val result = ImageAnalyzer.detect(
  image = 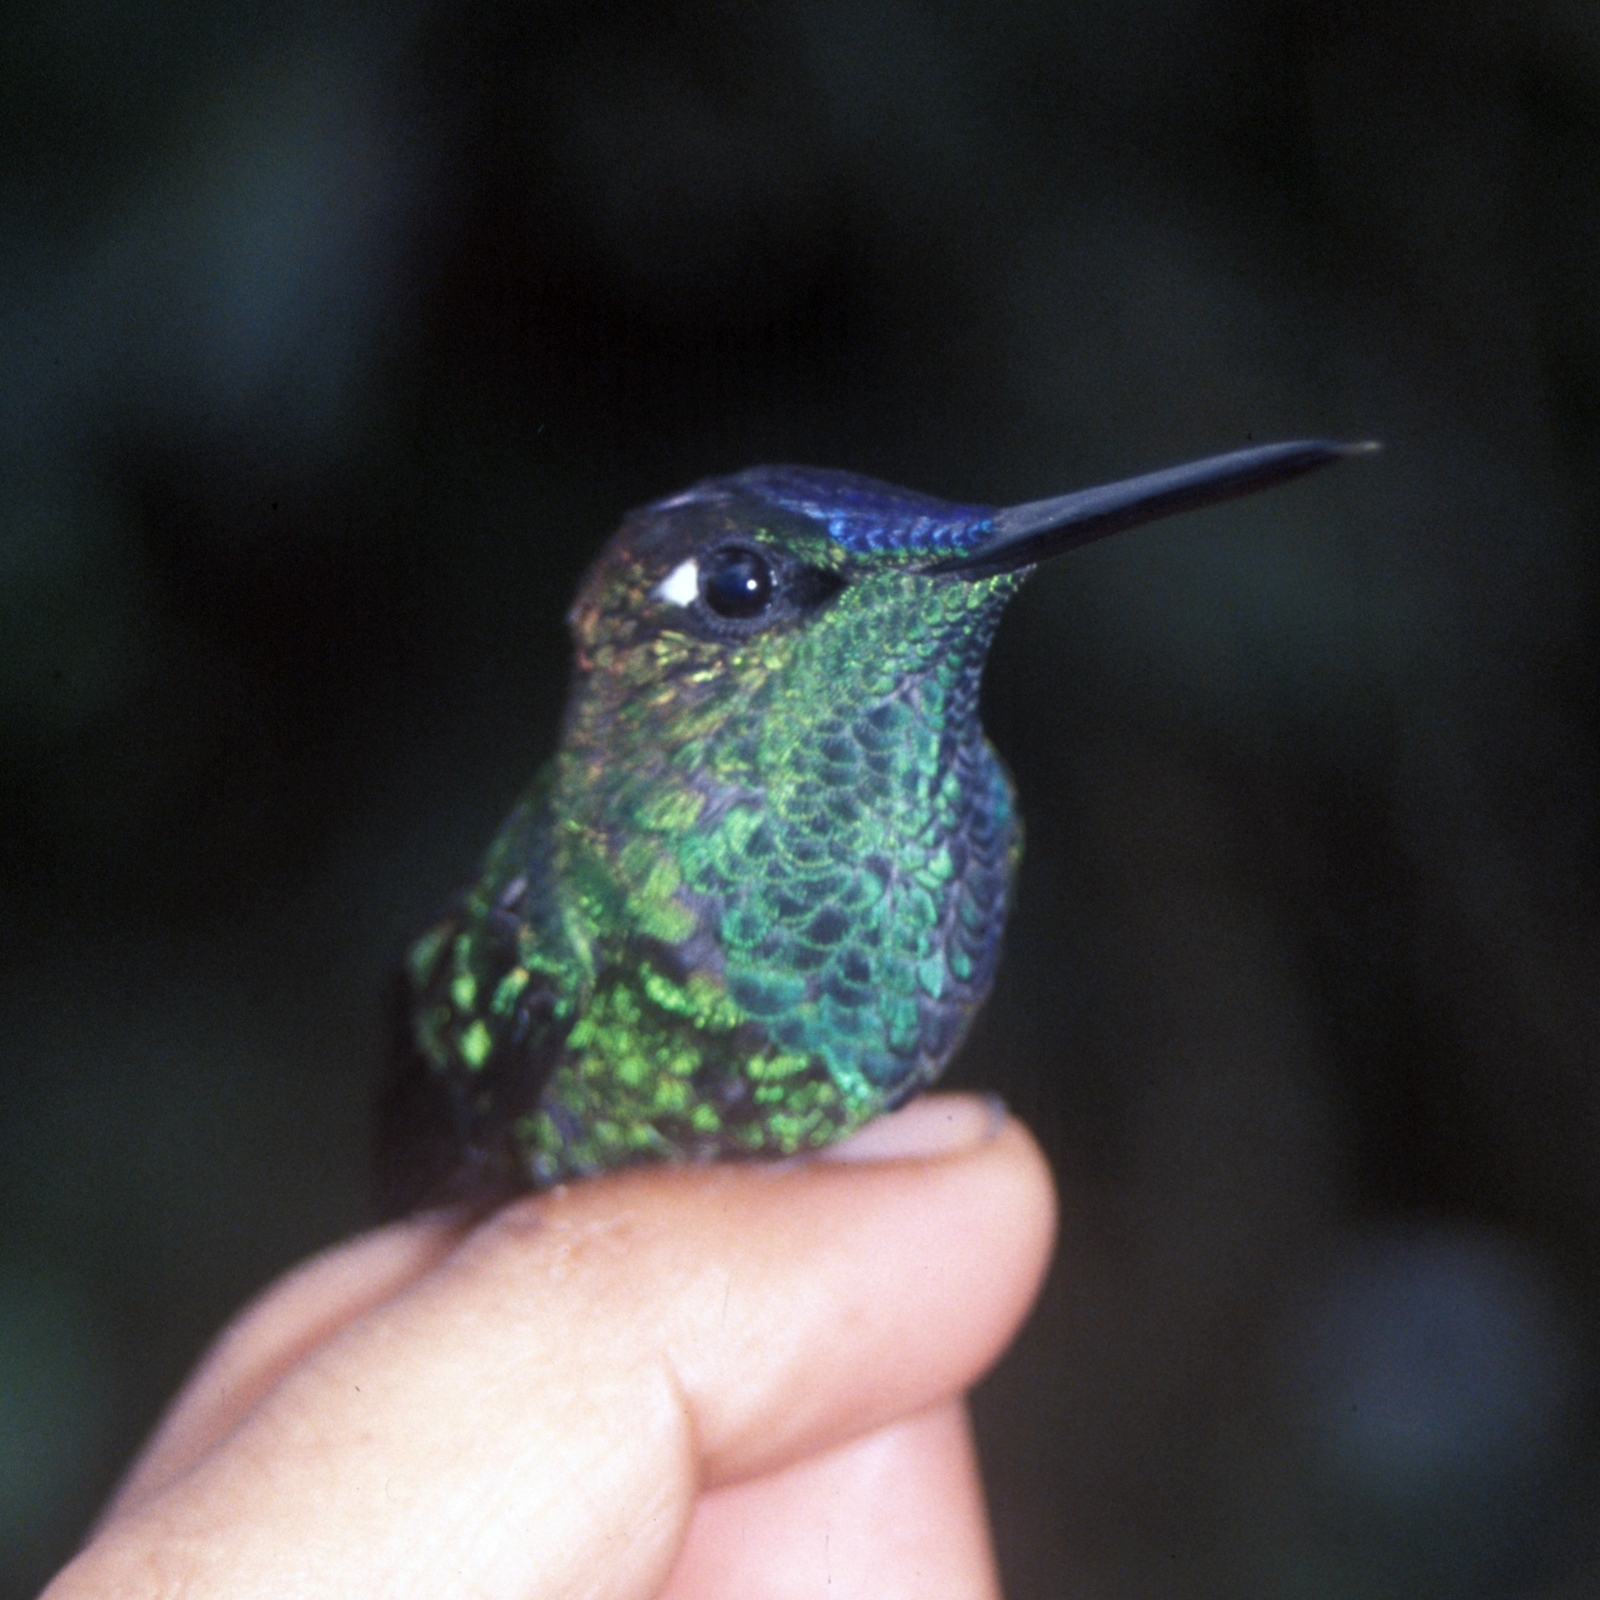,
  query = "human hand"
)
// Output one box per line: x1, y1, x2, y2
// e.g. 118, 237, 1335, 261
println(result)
44, 1093, 1056, 1600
